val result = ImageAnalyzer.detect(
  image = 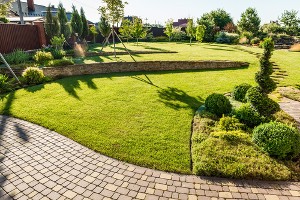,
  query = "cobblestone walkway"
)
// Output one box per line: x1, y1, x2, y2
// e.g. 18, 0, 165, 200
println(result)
1, 116, 300, 200
279, 97, 300, 128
